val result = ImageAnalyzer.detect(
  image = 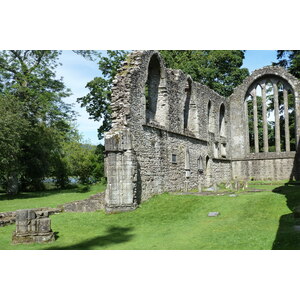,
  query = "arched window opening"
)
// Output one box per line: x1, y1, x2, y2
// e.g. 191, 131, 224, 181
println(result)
288, 89, 296, 151
266, 81, 276, 152
278, 82, 285, 151
183, 78, 192, 130
206, 156, 209, 171
208, 100, 214, 133
205, 155, 211, 187
145, 54, 166, 125
219, 103, 226, 137
245, 77, 295, 154
256, 84, 264, 152
245, 94, 253, 152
